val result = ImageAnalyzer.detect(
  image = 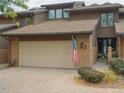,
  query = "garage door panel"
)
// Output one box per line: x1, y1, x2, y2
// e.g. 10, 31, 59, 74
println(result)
19, 41, 74, 68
